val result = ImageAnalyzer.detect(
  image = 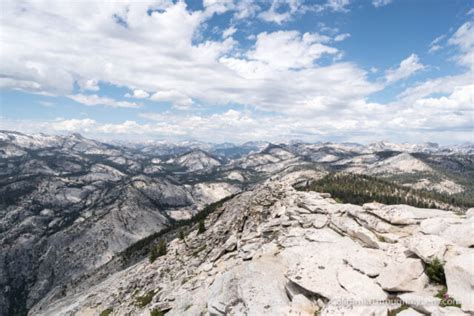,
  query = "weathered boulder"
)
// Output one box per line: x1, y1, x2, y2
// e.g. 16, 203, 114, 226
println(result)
208, 255, 291, 315
343, 247, 387, 277
223, 235, 237, 252
207, 270, 244, 315
439, 217, 474, 248
419, 217, 462, 235
398, 292, 440, 314
312, 213, 329, 229
405, 233, 449, 263
377, 258, 428, 292
444, 251, 474, 313
337, 265, 387, 300
331, 215, 380, 248
167, 290, 208, 316
283, 238, 353, 299
346, 206, 406, 234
